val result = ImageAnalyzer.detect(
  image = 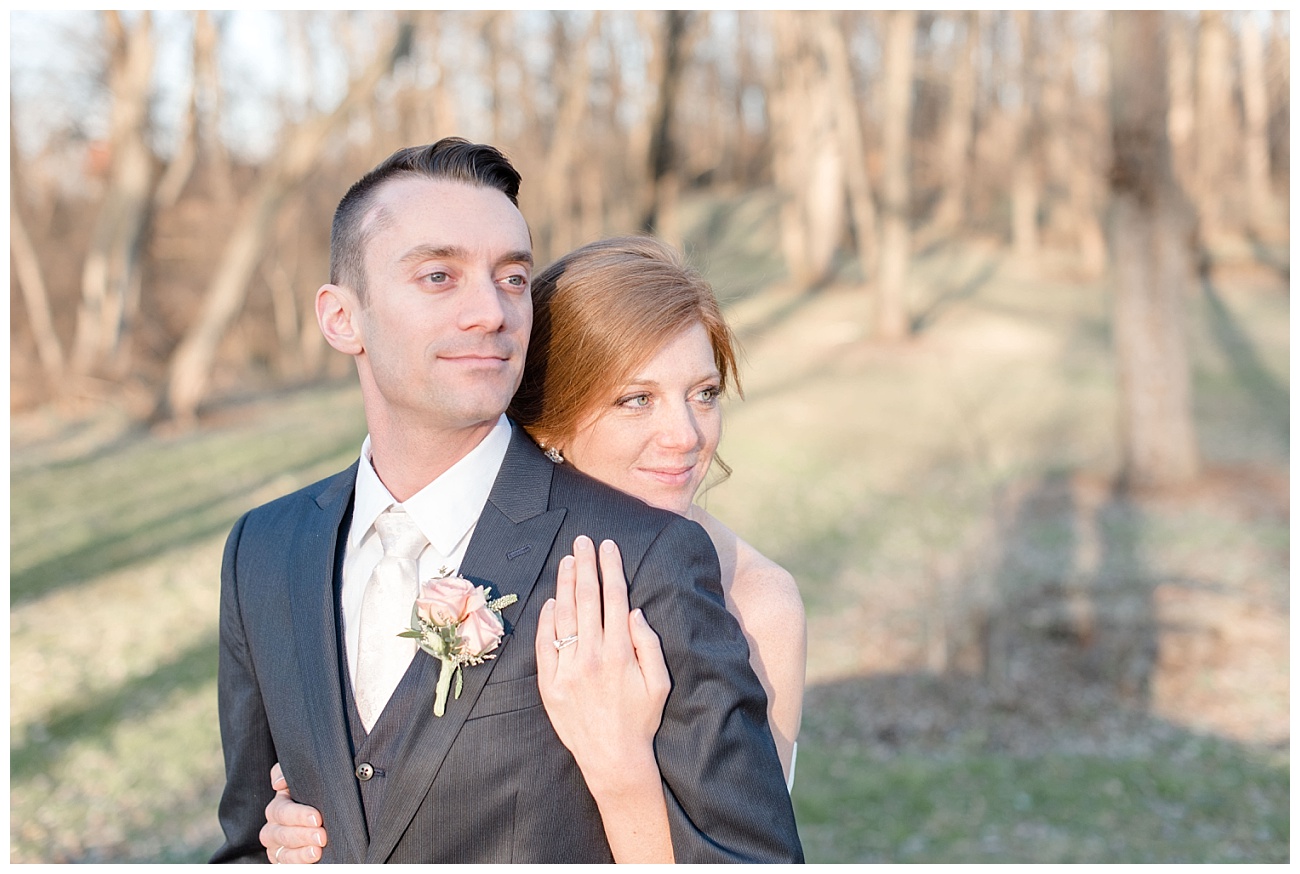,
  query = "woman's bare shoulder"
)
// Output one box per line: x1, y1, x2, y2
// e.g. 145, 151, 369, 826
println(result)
689, 506, 804, 619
